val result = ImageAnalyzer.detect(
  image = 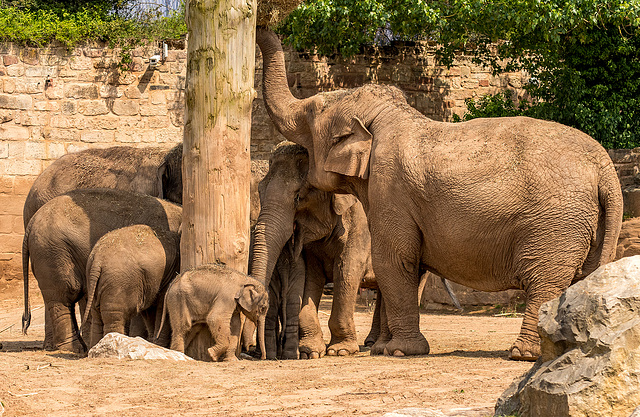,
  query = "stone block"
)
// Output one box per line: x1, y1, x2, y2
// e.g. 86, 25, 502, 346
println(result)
6, 65, 25, 77
155, 127, 182, 143
46, 142, 66, 160
111, 99, 139, 116
616, 218, 640, 259
0, 215, 22, 234
0, 141, 8, 159
24, 141, 46, 159
45, 82, 64, 99
114, 130, 144, 143
0, 175, 13, 193
42, 128, 79, 142
623, 187, 640, 217
3, 55, 18, 66
0, 159, 41, 176
2, 78, 15, 94
64, 83, 99, 99
61, 100, 77, 115
77, 100, 109, 116
0, 125, 30, 140
0, 94, 32, 110
0, 194, 28, 216
13, 175, 35, 195
145, 116, 170, 129
81, 130, 115, 143
13, 79, 44, 94
0, 254, 22, 281
124, 85, 142, 99
100, 85, 121, 98
140, 103, 168, 116
150, 90, 166, 105
69, 55, 93, 70
34, 101, 59, 112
